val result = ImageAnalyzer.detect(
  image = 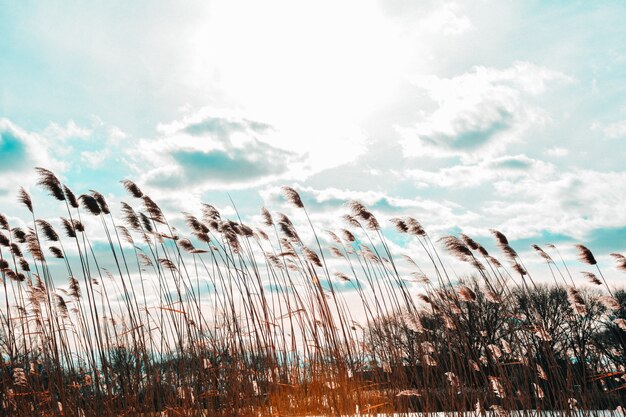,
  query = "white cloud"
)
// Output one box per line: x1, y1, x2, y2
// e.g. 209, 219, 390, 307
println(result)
131, 110, 302, 192
419, 2, 473, 35
0, 120, 69, 224
403, 154, 555, 188
260, 184, 479, 236
40, 119, 129, 165
545, 147, 569, 157
600, 120, 626, 139
397, 62, 573, 161
0, 118, 62, 178
107, 126, 128, 144
81, 150, 110, 167
485, 169, 626, 240
43, 120, 92, 141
